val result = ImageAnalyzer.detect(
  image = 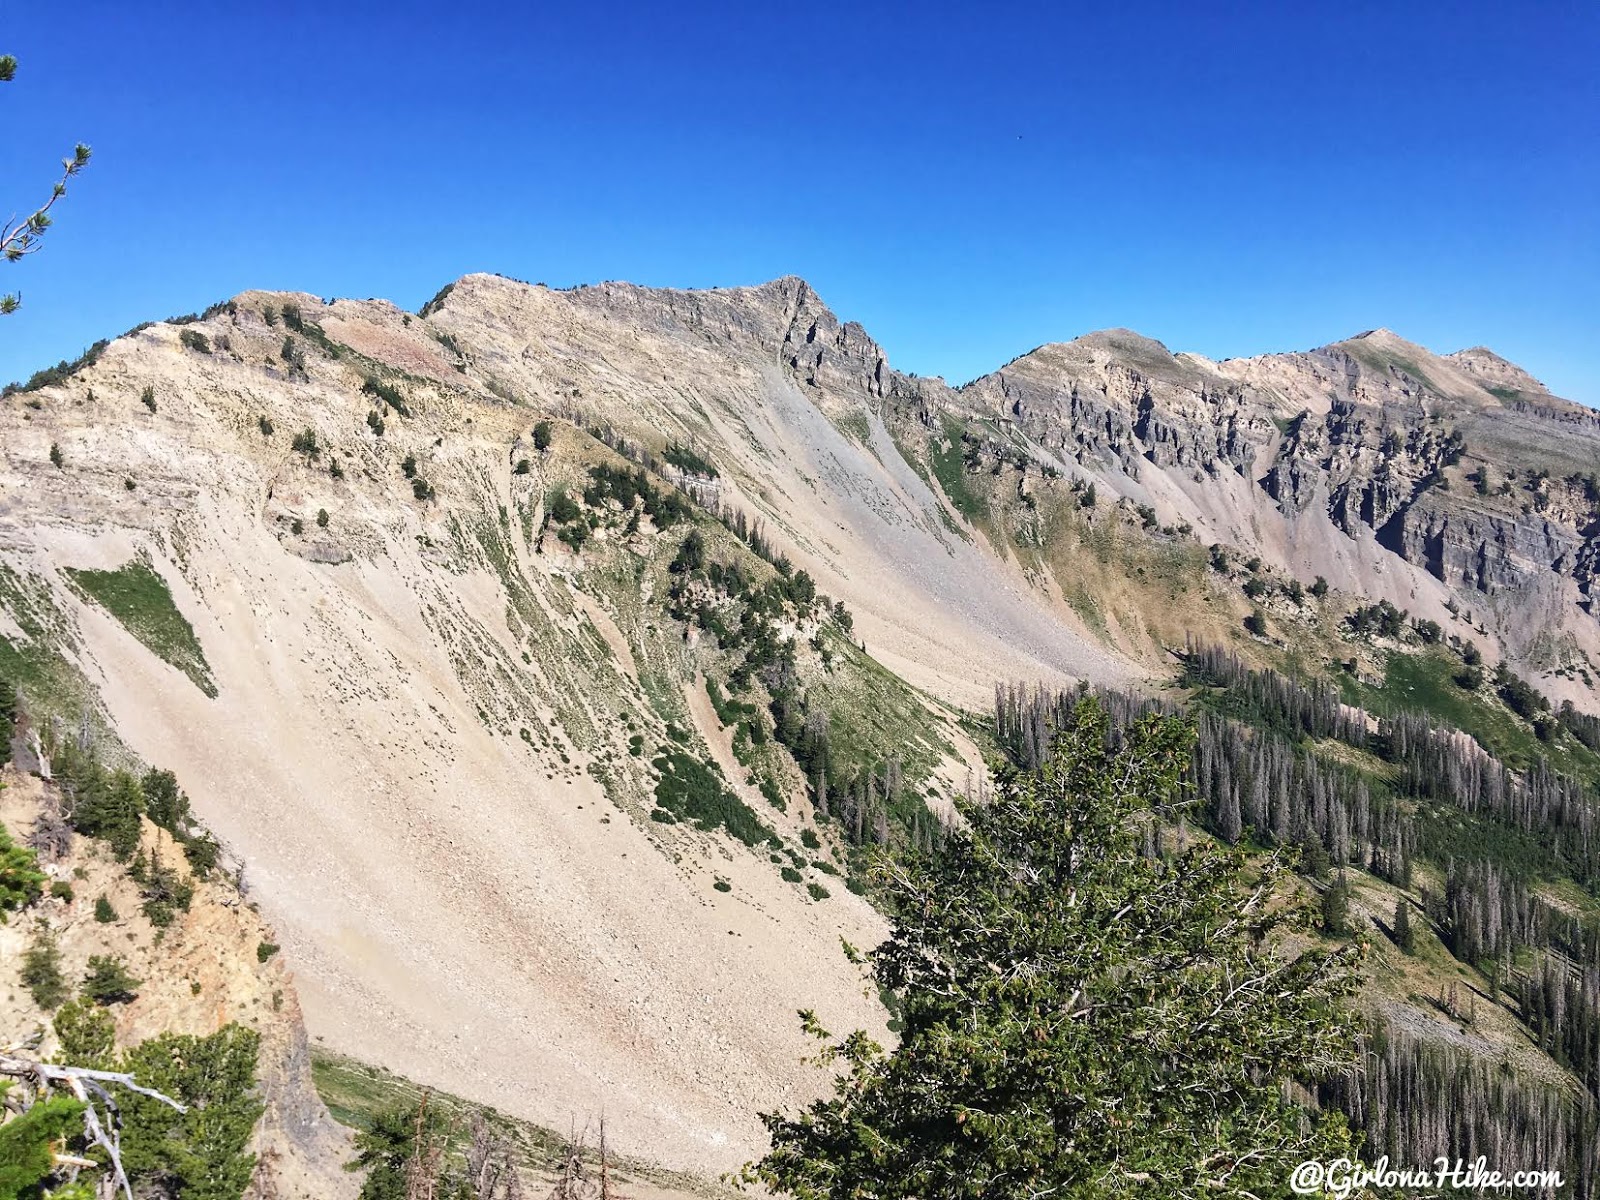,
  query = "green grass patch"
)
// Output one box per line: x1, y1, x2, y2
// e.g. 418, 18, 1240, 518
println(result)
65, 561, 216, 697
834, 410, 873, 448
929, 418, 986, 524
808, 629, 951, 789
1343, 650, 1600, 783
310, 1051, 724, 1197
0, 565, 104, 727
